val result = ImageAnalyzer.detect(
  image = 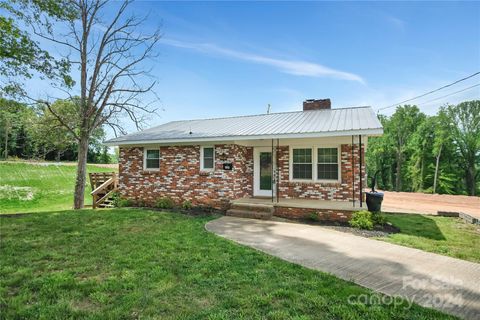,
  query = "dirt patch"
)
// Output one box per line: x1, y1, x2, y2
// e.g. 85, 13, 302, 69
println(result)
380, 191, 480, 218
